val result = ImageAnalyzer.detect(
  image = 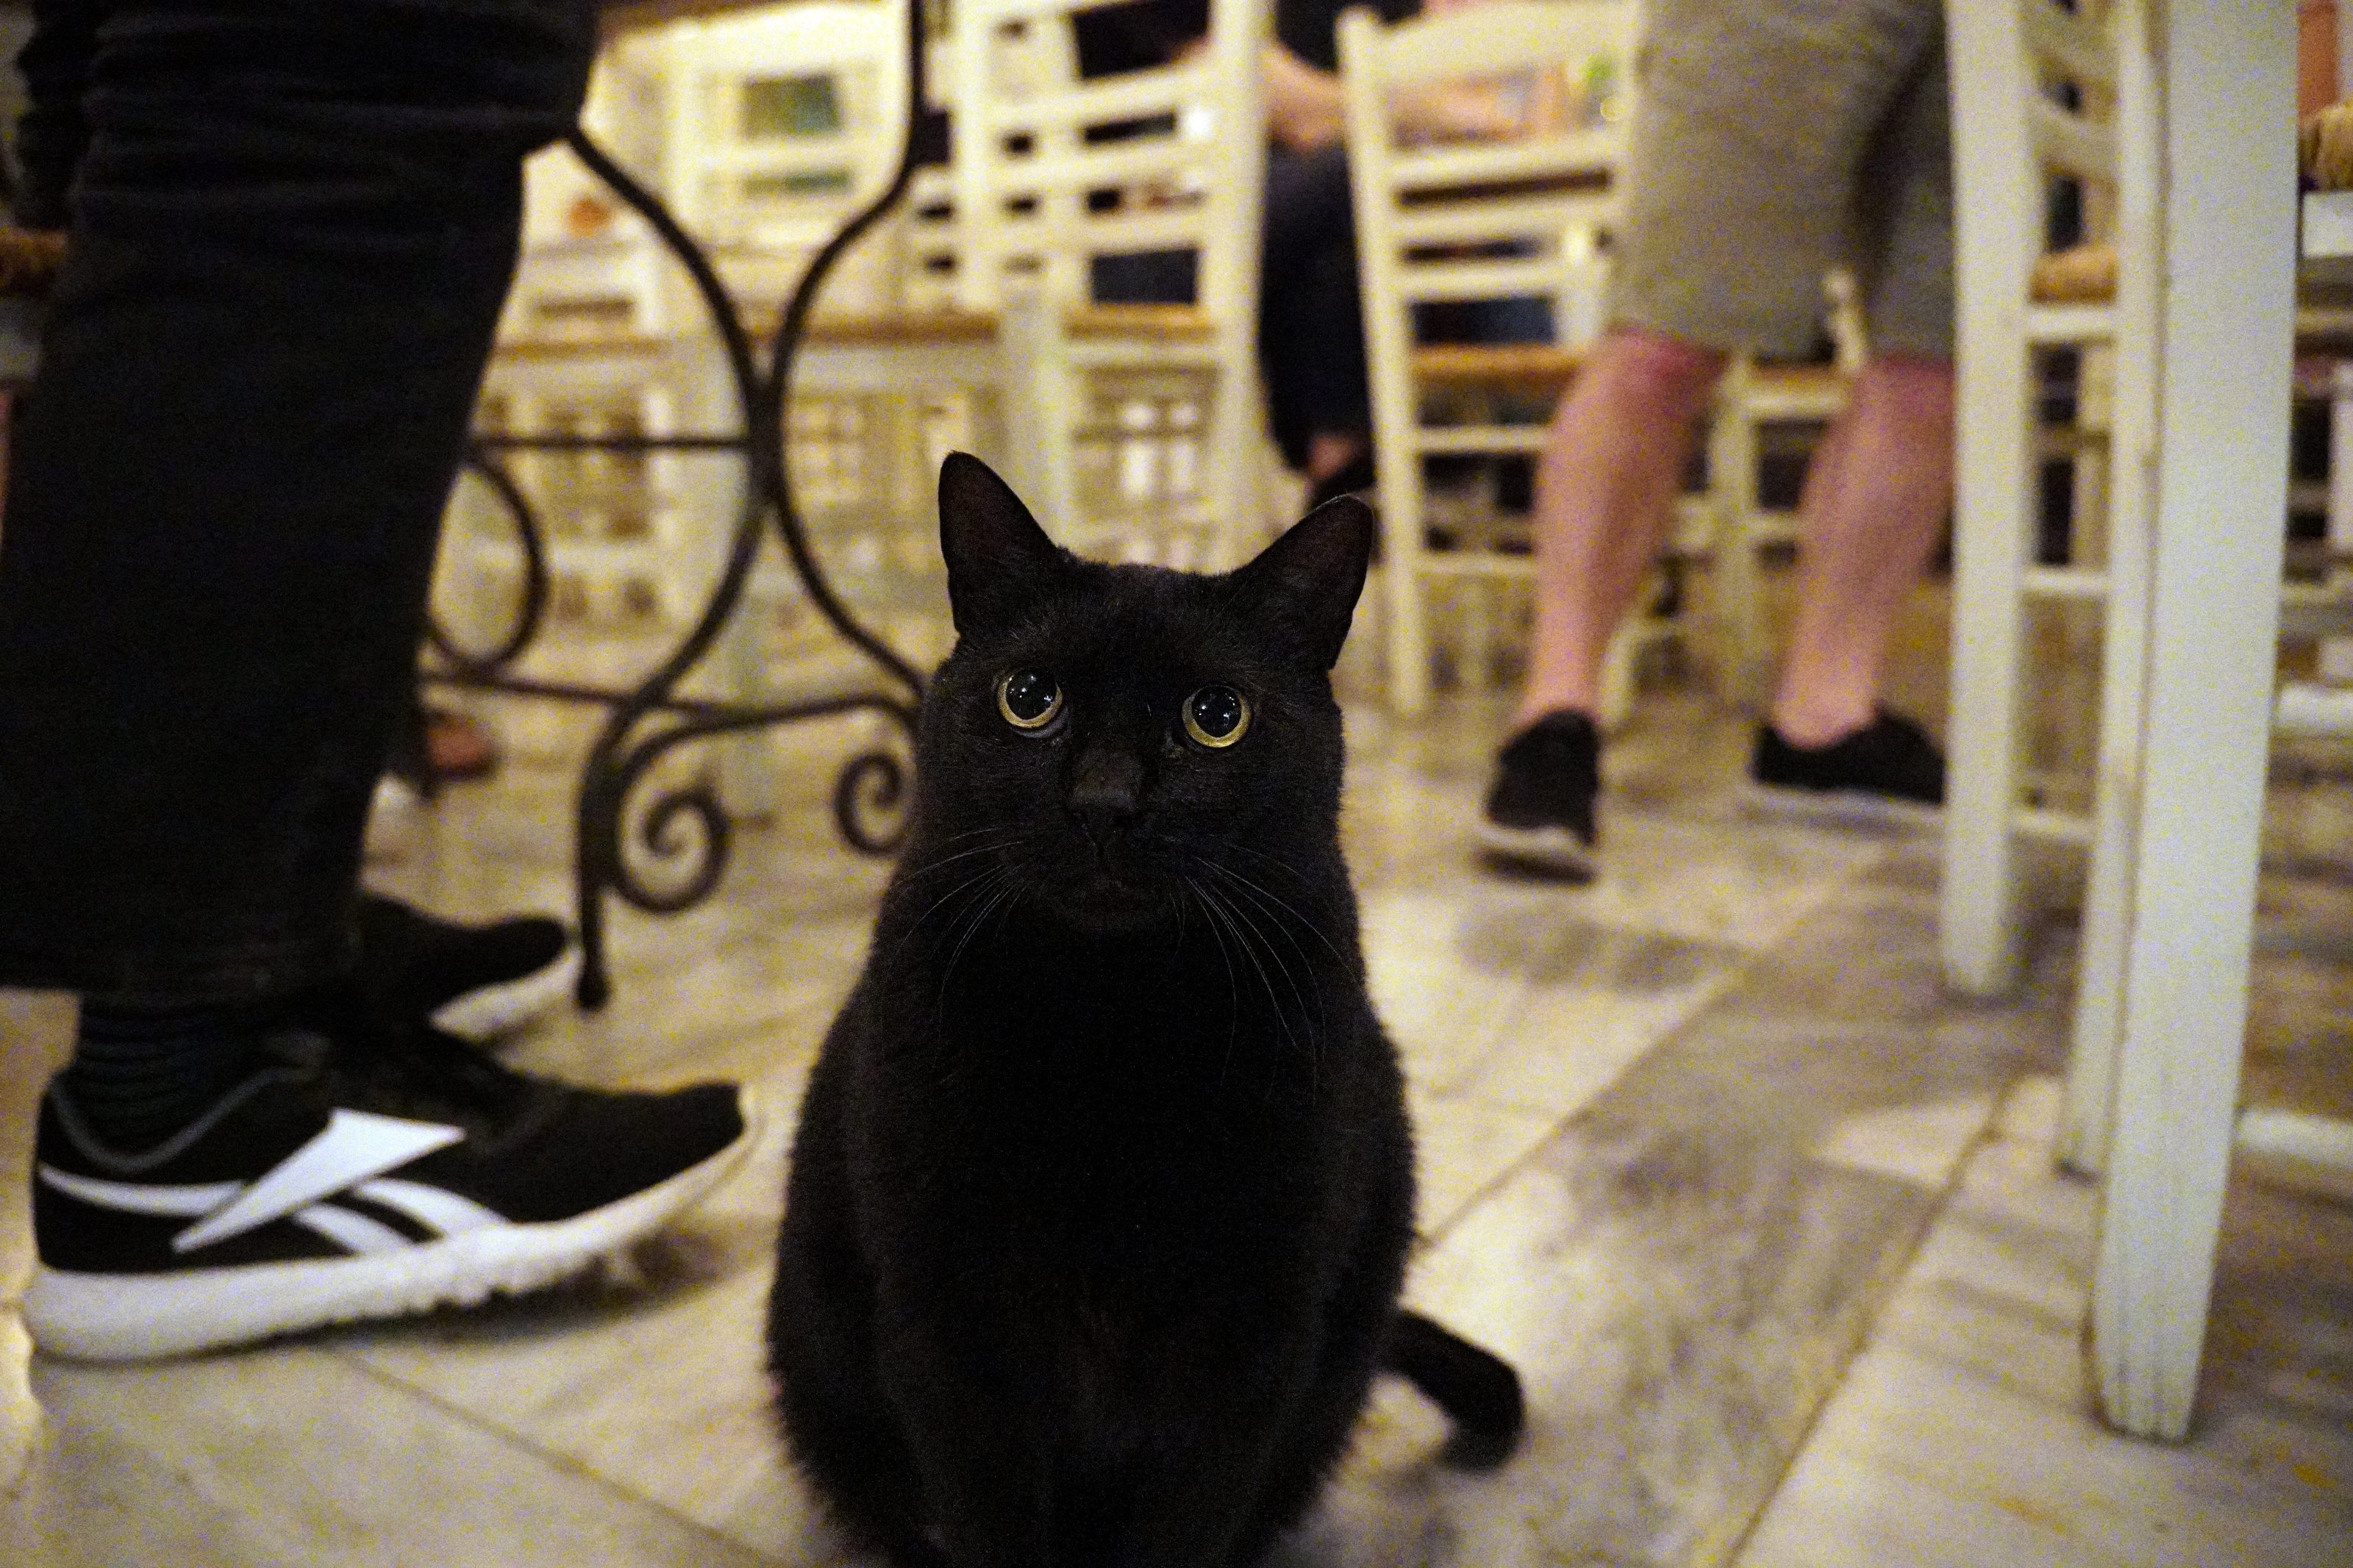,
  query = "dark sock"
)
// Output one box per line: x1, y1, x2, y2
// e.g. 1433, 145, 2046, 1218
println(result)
63, 998, 286, 1151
